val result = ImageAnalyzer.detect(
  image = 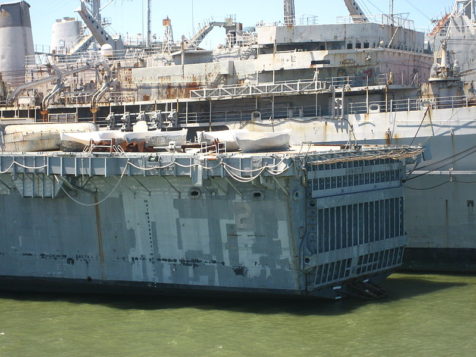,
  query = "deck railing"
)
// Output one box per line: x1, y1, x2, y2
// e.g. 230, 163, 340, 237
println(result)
178, 104, 322, 125
348, 96, 471, 115
190, 80, 328, 99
